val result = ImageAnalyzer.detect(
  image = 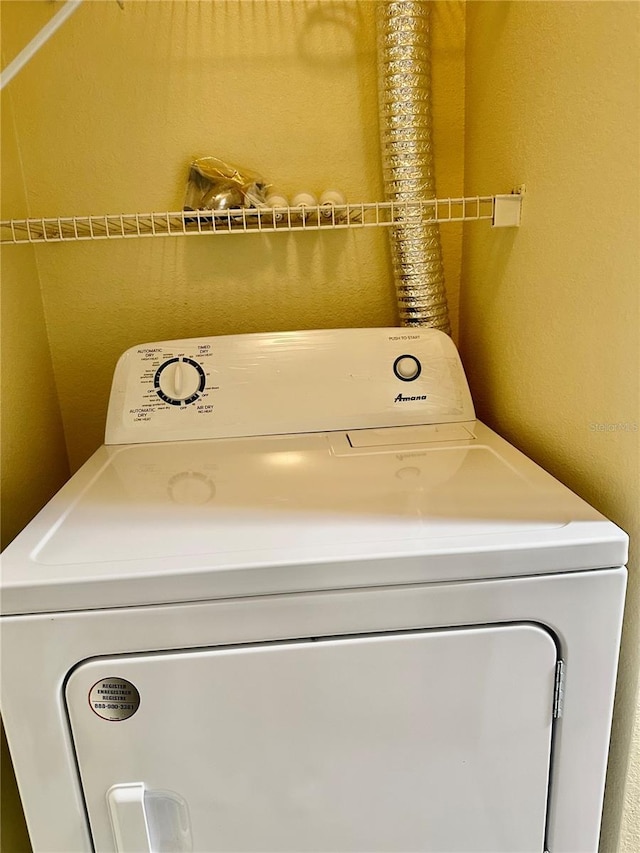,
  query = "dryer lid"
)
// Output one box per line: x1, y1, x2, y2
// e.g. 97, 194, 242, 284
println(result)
0, 421, 628, 615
